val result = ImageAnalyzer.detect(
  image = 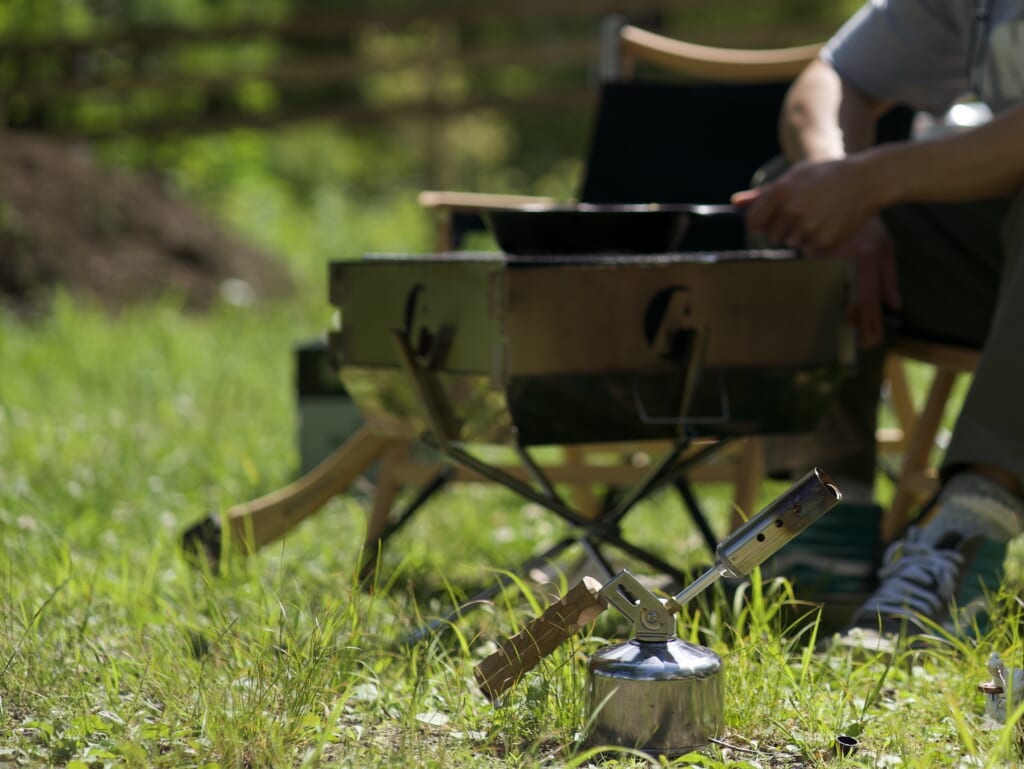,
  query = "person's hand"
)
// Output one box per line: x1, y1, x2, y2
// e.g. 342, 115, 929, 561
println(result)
814, 215, 901, 349
732, 156, 880, 251
731, 156, 898, 347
